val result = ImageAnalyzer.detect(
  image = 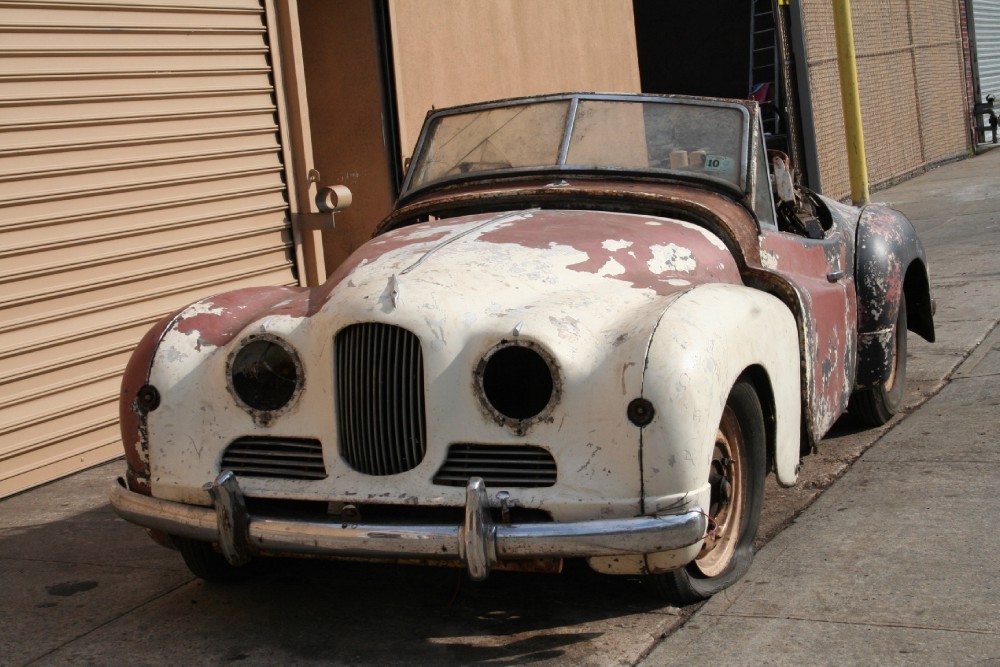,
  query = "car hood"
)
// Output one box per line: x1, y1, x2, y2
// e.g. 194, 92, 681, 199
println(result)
324, 208, 742, 326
